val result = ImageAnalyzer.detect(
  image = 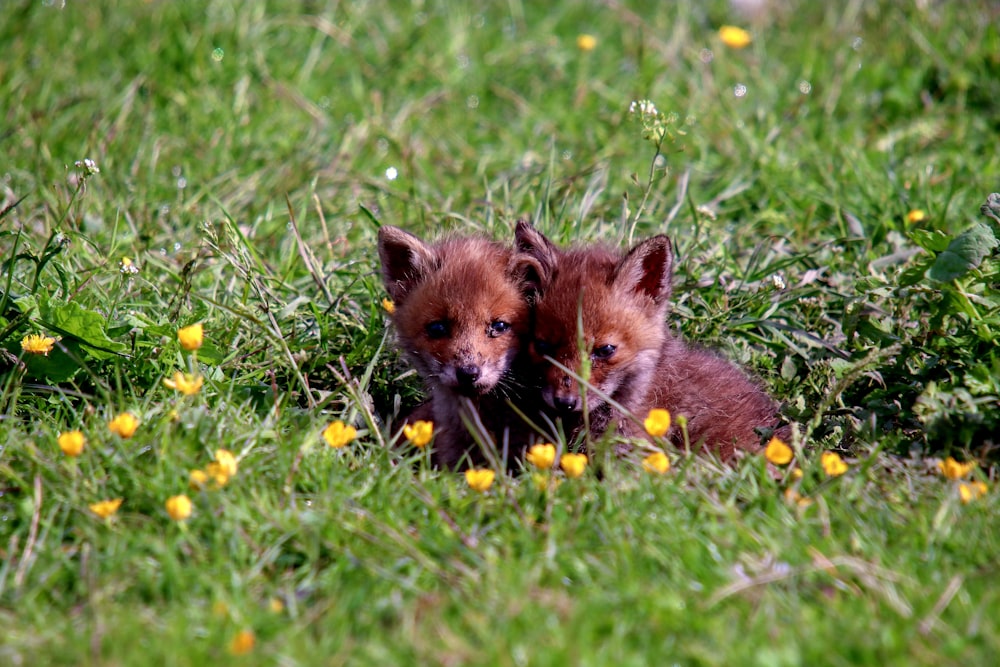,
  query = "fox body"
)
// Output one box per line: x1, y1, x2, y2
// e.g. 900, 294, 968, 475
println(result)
378, 225, 534, 467
515, 221, 785, 459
